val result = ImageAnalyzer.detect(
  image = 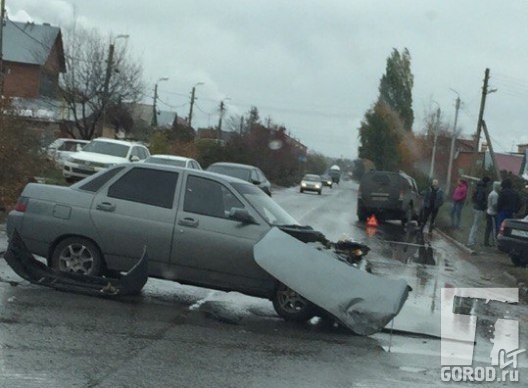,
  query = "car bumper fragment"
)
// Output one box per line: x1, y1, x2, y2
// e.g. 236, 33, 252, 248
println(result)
4, 230, 148, 297
254, 227, 411, 335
